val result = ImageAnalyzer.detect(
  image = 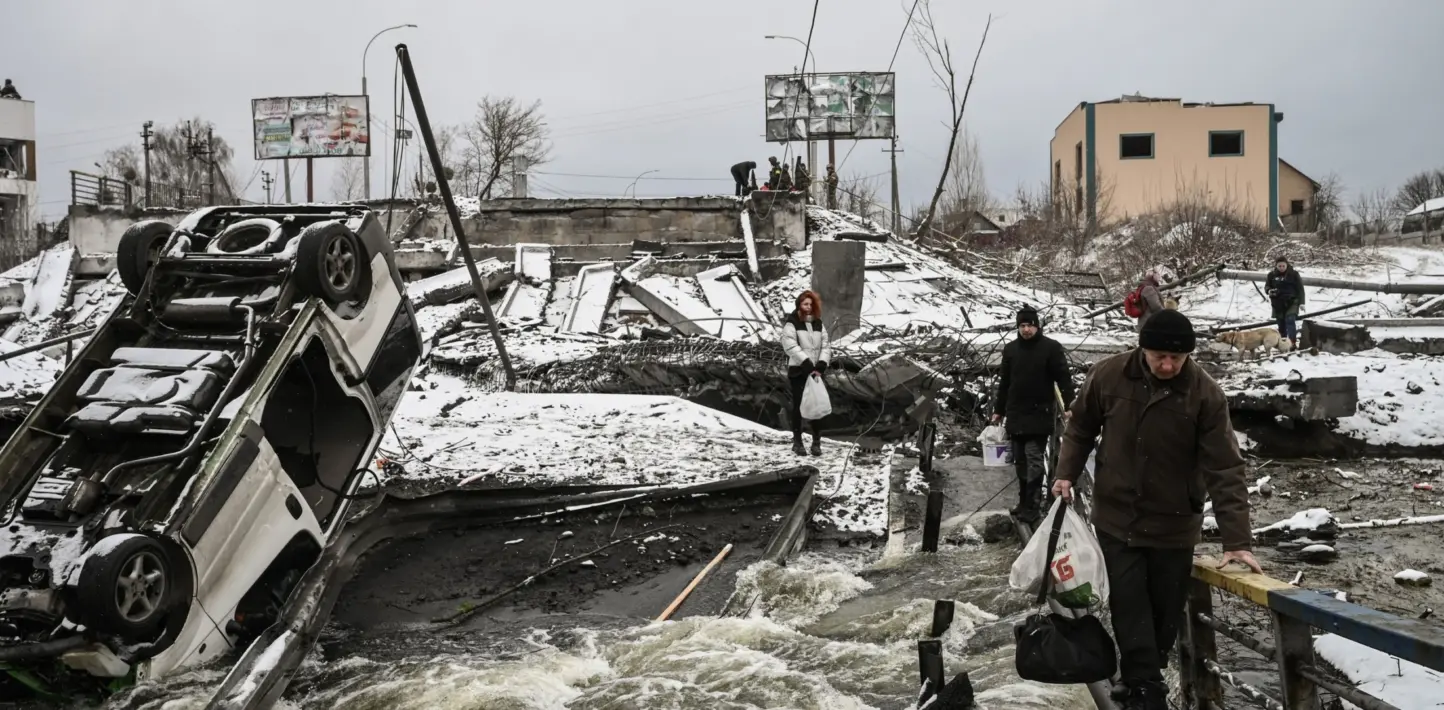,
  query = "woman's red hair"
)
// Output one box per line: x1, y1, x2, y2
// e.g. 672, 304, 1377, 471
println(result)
795, 290, 822, 316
